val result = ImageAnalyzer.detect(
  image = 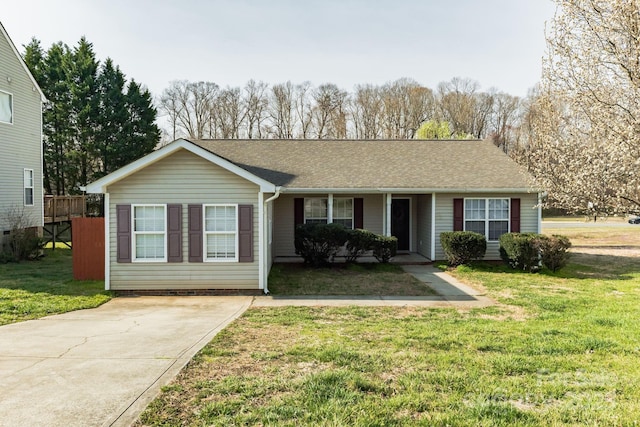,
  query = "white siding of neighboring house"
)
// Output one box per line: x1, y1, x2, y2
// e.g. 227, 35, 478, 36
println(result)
434, 192, 539, 261
0, 28, 43, 237
107, 149, 260, 290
